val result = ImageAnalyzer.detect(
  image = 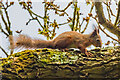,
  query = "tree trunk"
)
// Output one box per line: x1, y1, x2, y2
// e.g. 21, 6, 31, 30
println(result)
1, 46, 120, 79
